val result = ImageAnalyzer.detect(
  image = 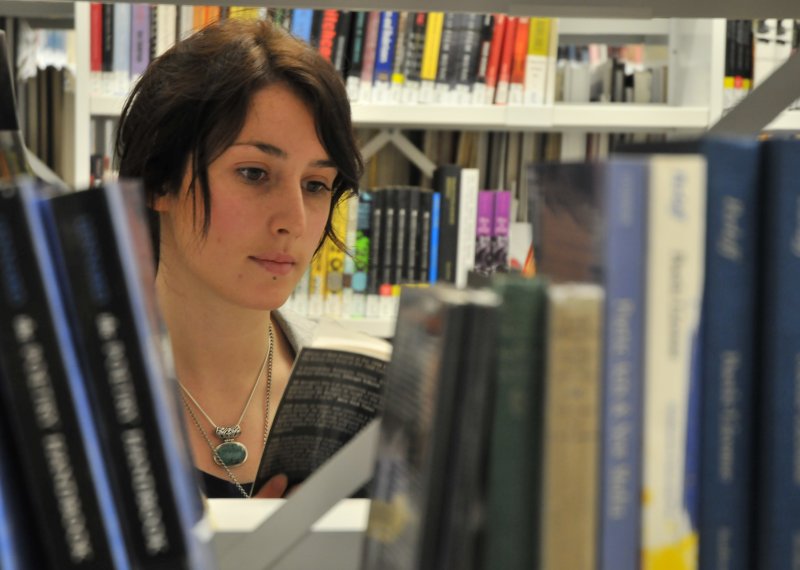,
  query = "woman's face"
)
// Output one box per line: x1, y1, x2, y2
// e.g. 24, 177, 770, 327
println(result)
155, 83, 337, 310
